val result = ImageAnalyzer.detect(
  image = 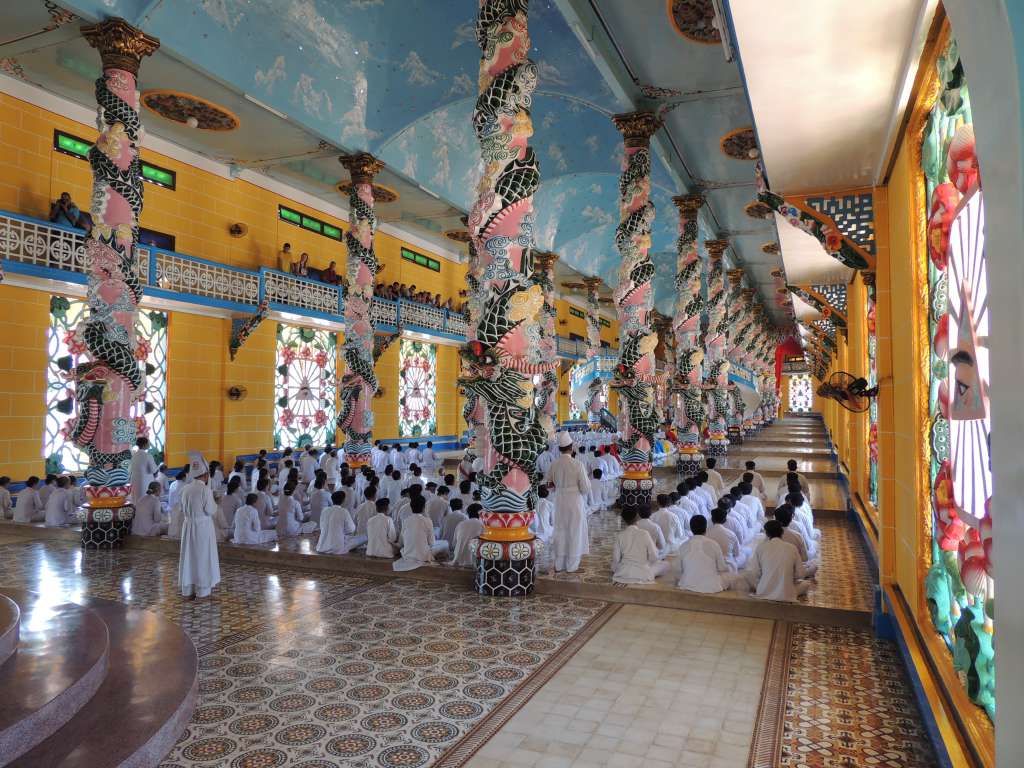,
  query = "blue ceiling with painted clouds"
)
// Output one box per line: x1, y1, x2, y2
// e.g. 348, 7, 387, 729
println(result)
59, 0, 776, 317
